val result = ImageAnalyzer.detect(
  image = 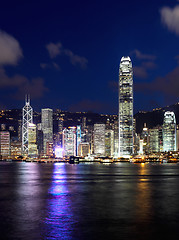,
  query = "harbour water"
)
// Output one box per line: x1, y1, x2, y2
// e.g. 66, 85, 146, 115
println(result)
1, 162, 179, 240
